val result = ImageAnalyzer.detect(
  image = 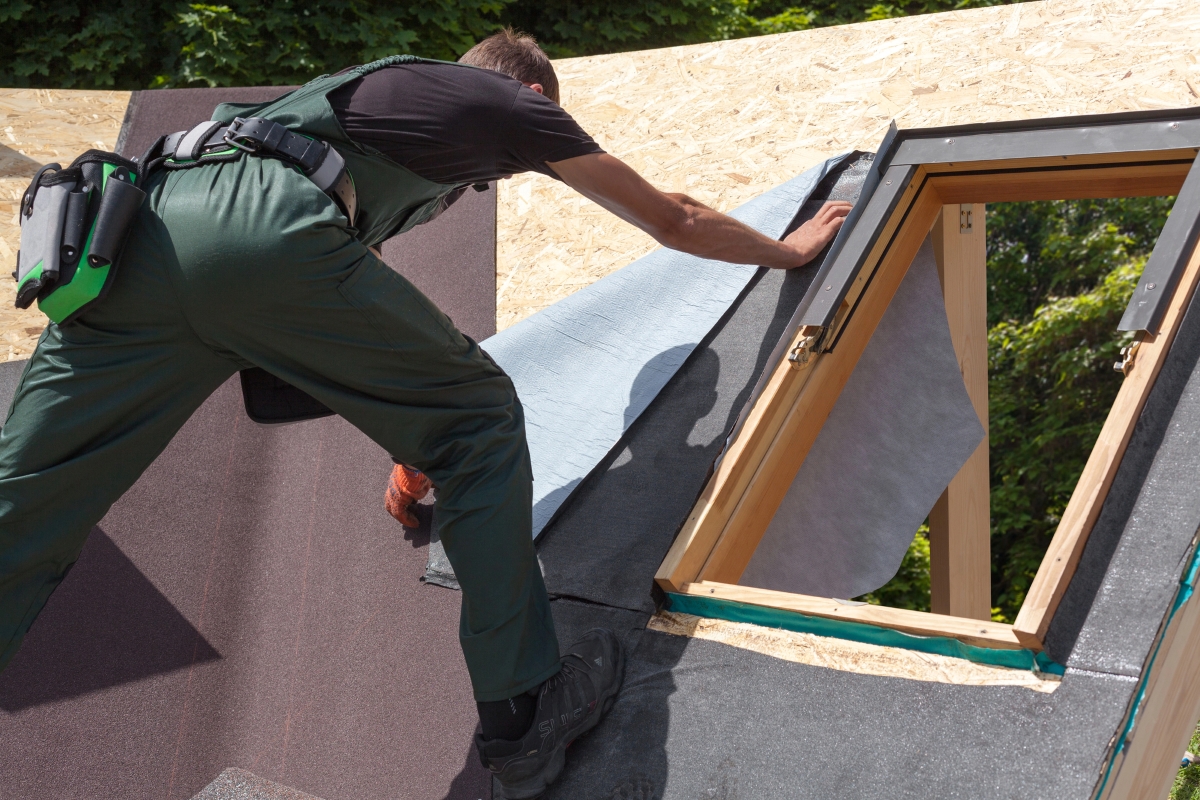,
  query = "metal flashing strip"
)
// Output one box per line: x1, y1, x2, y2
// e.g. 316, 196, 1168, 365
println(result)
665, 591, 1065, 676
886, 105, 1200, 148
891, 118, 1200, 166
1120, 157, 1200, 333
